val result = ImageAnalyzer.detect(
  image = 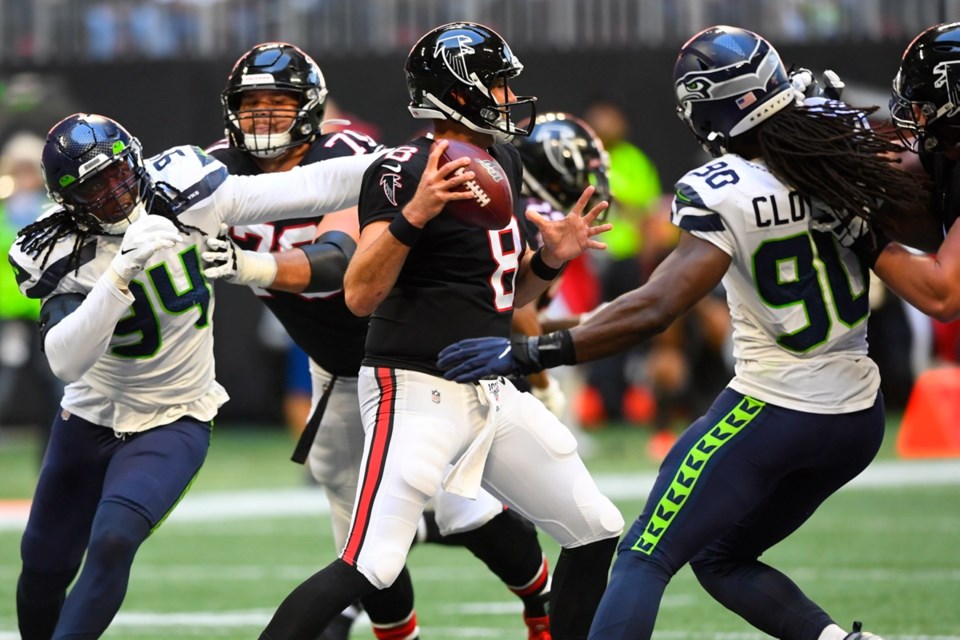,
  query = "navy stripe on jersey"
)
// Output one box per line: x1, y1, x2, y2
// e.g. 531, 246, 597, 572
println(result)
675, 210, 725, 233
24, 240, 98, 299
168, 165, 229, 214
675, 181, 709, 209
342, 367, 395, 566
